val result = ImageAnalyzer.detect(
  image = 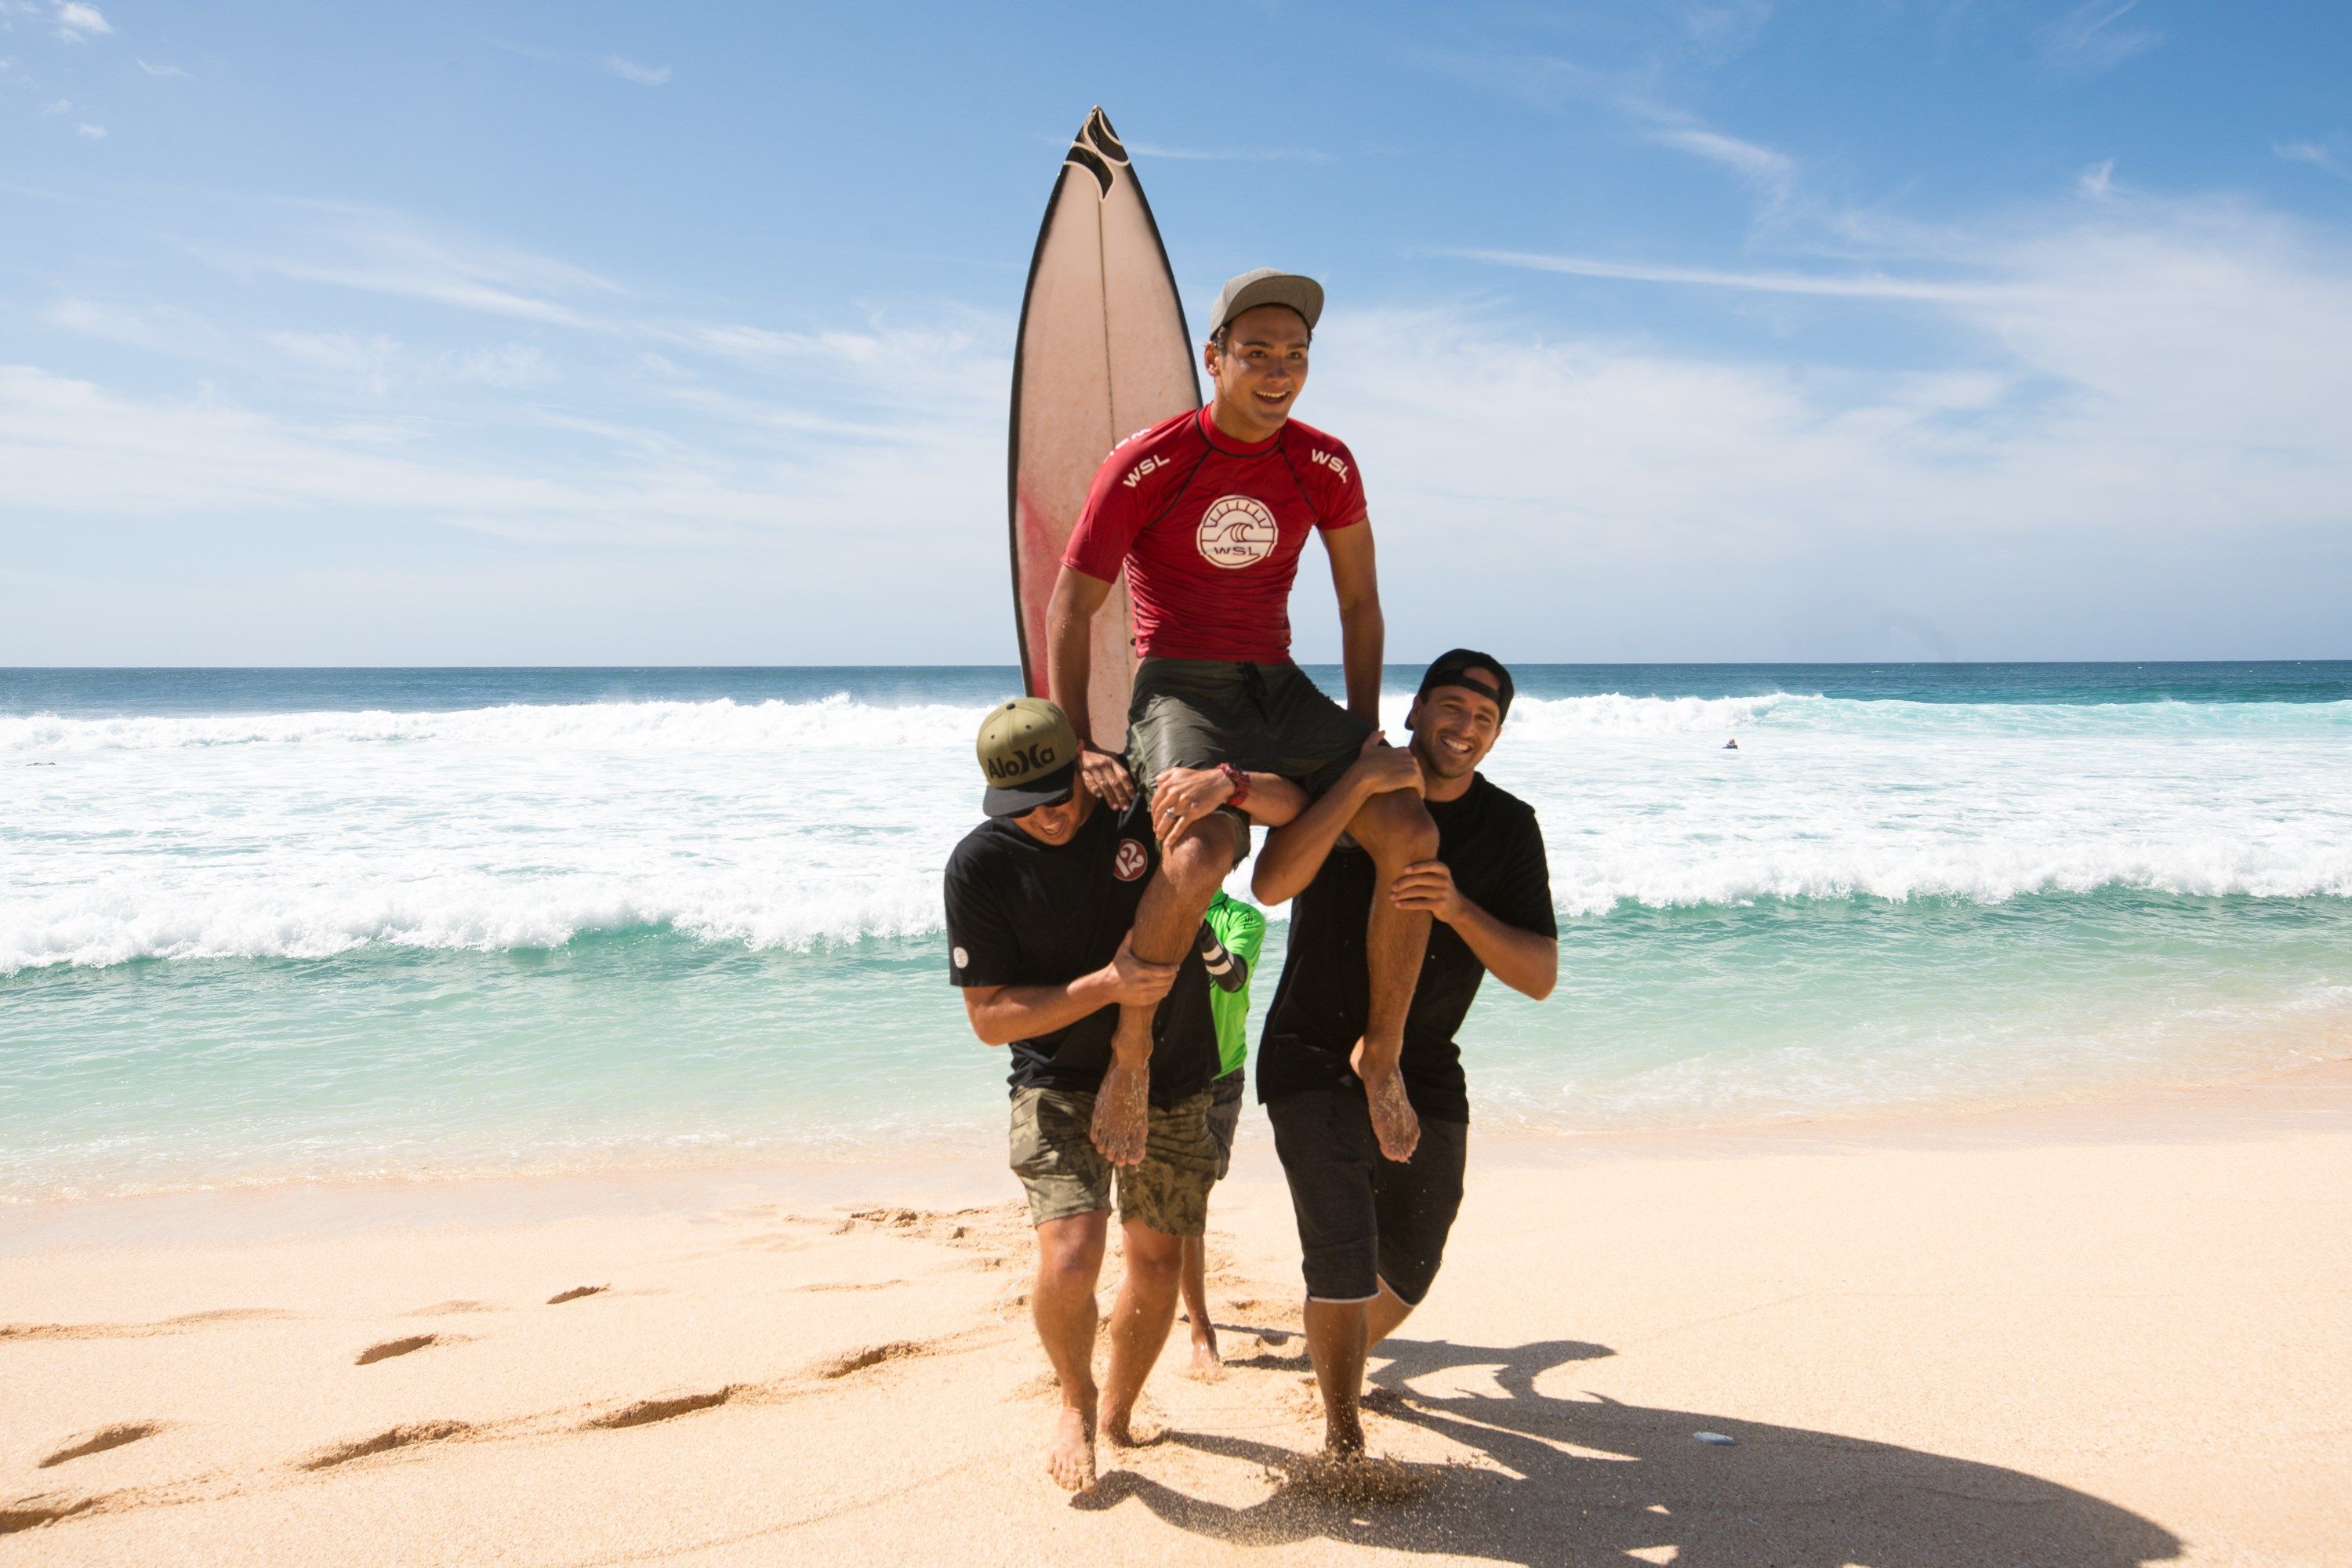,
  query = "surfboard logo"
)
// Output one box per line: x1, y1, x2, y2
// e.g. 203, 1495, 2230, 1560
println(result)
1063, 106, 1131, 199
1196, 495, 1279, 569
1113, 839, 1149, 881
